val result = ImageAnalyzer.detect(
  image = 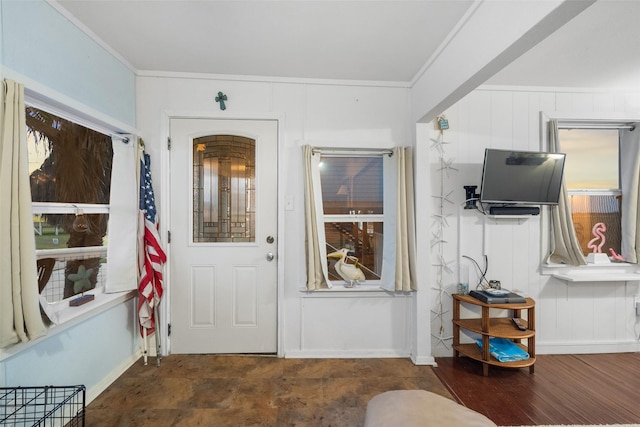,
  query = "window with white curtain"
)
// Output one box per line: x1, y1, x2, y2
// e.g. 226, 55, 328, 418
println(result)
27, 106, 112, 303
560, 128, 622, 257
311, 150, 397, 288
